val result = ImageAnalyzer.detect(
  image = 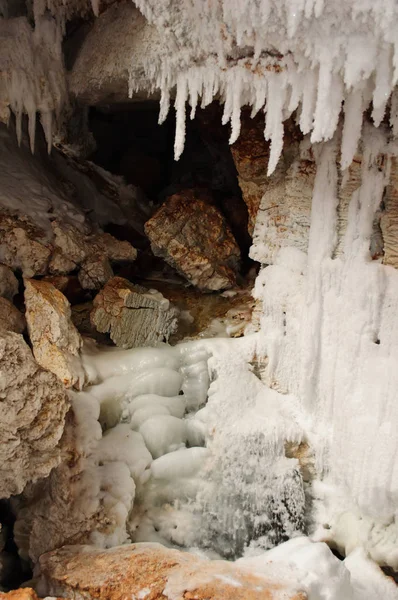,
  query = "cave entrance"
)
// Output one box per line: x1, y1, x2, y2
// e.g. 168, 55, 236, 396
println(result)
86, 101, 255, 277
